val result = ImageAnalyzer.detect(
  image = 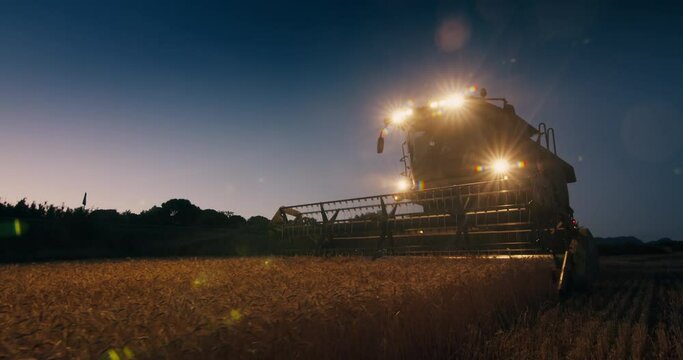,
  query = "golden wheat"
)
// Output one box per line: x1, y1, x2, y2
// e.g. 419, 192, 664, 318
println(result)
0, 257, 553, 359
2, 254, 681, 359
